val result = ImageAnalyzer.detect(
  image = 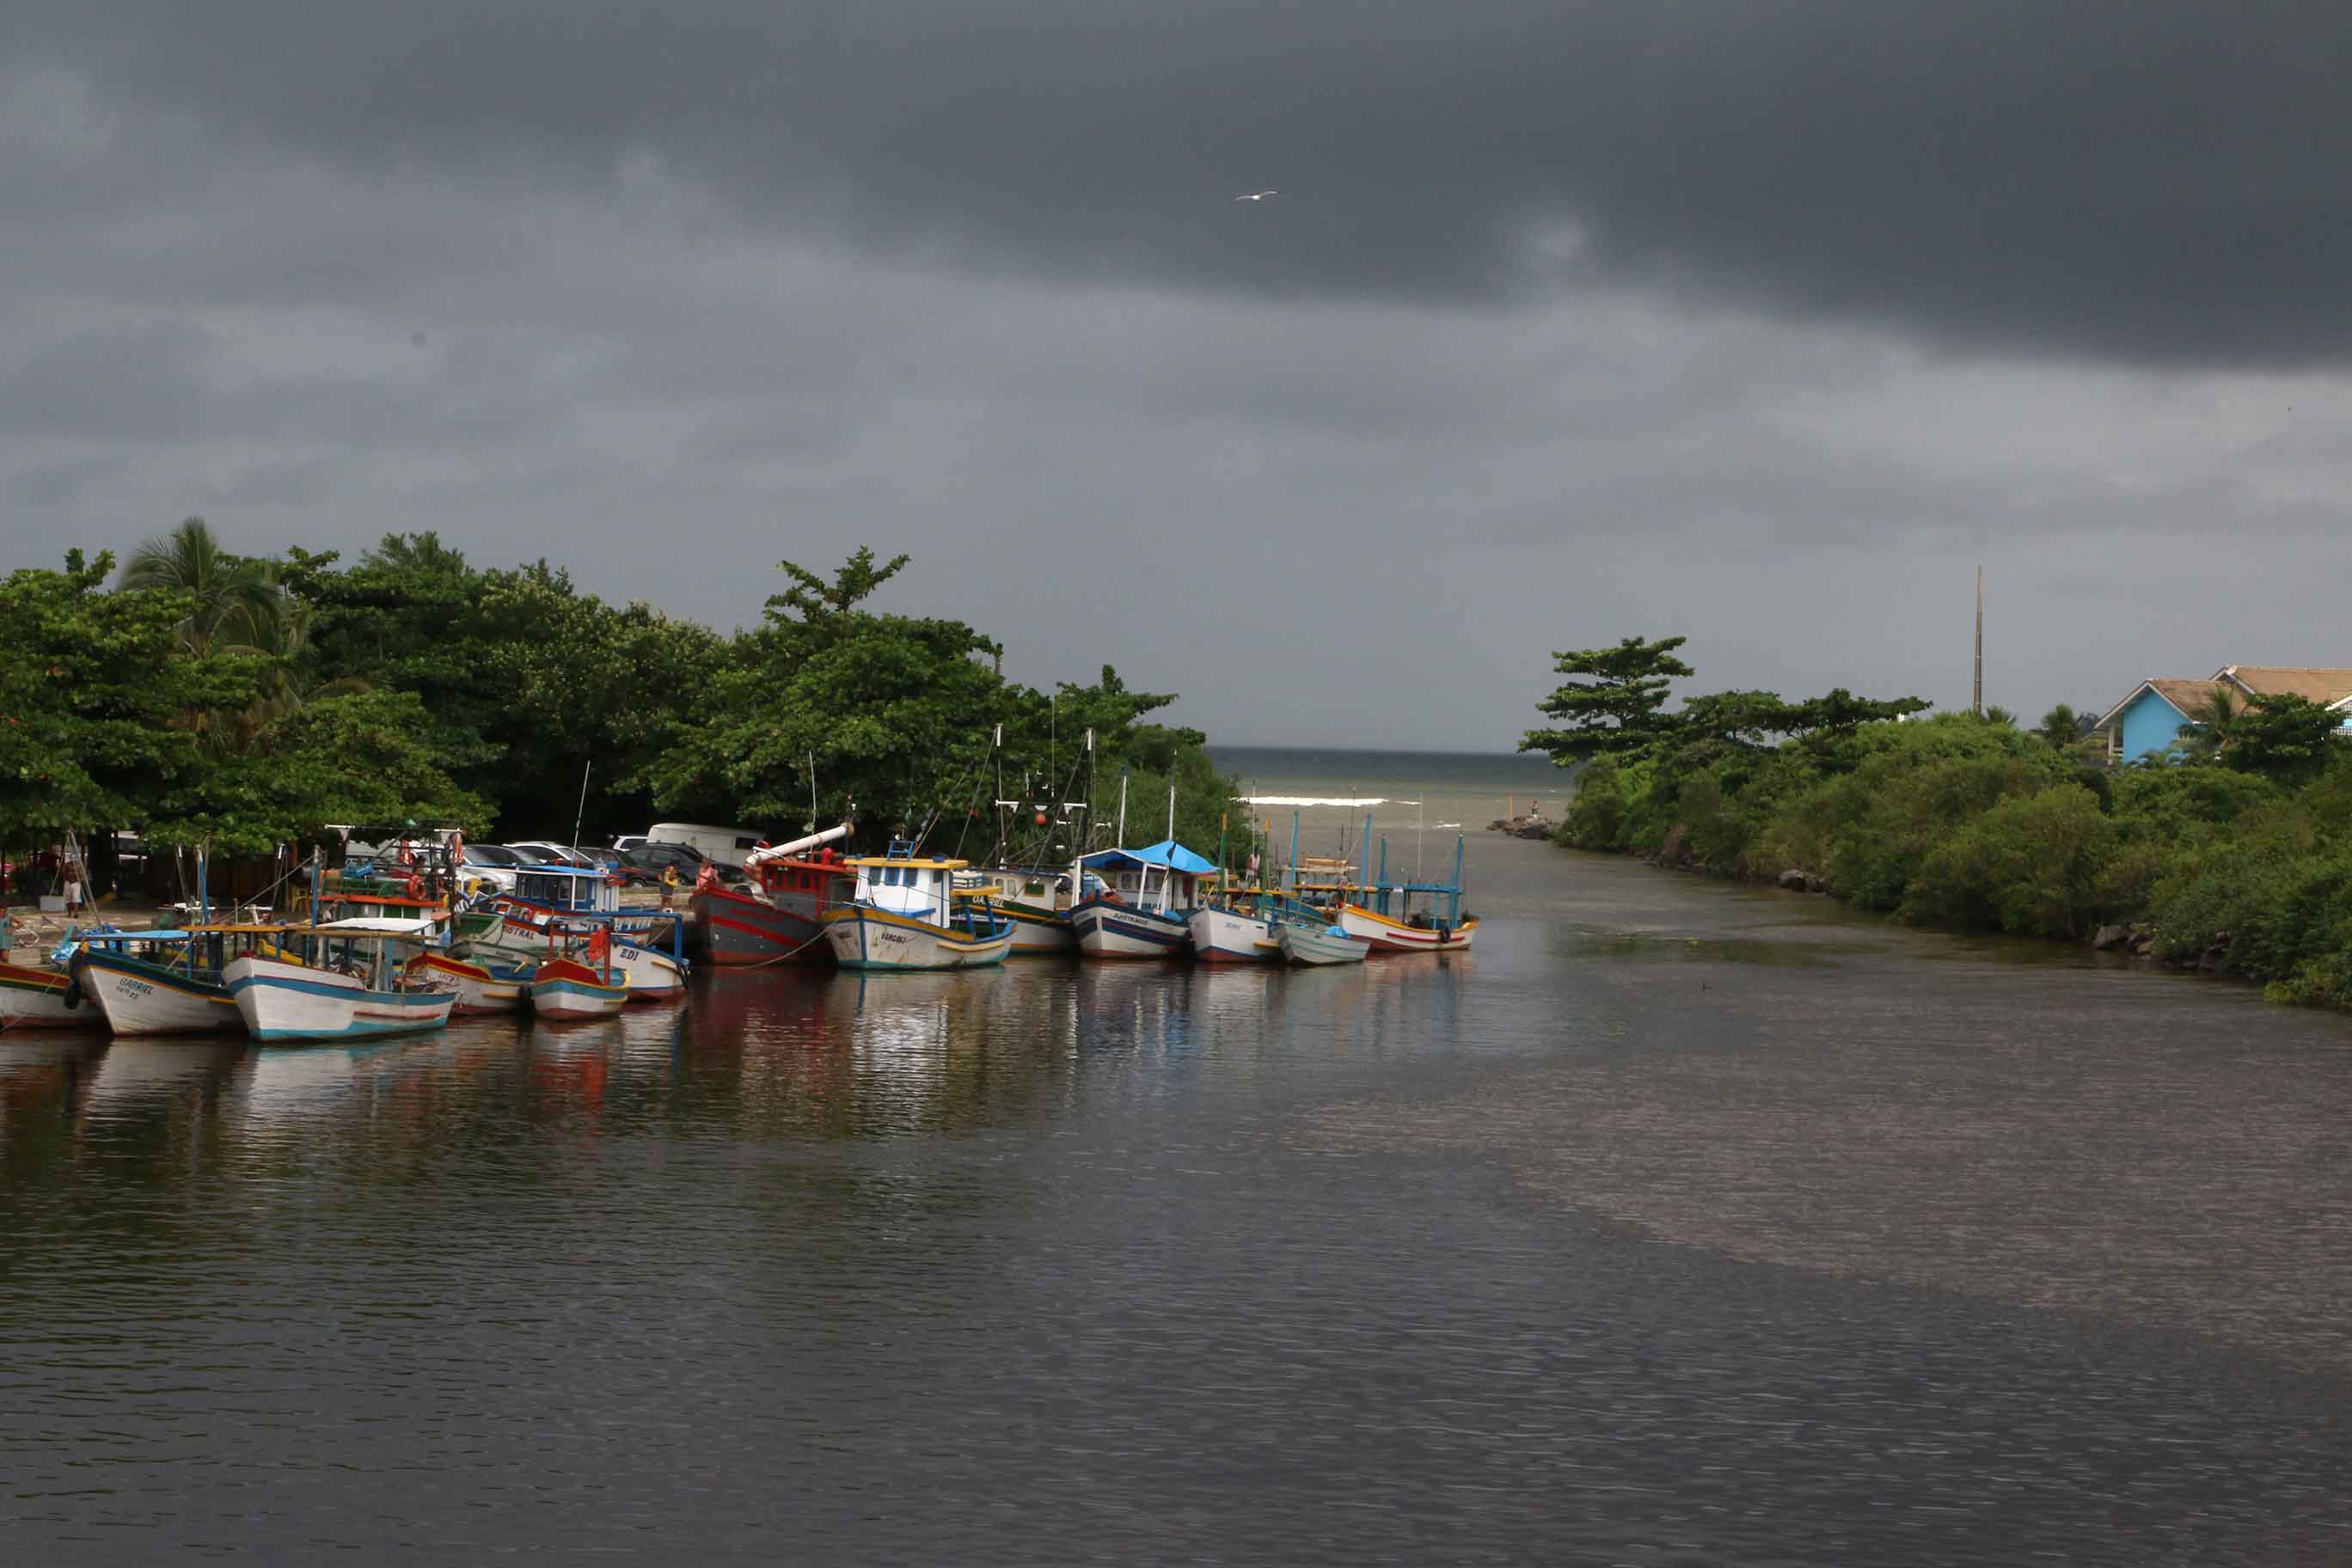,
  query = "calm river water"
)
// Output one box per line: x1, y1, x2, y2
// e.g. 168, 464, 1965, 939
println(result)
6, 820, 2352, 1563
